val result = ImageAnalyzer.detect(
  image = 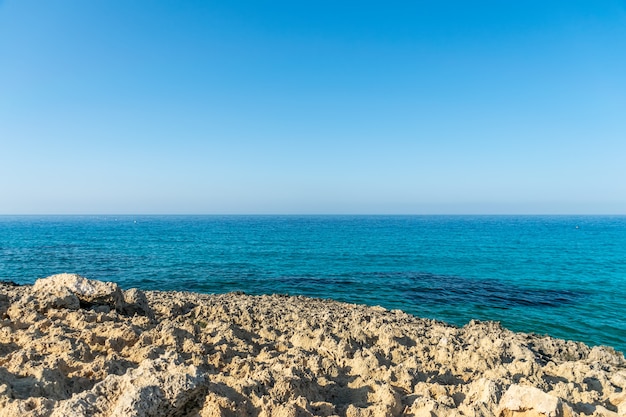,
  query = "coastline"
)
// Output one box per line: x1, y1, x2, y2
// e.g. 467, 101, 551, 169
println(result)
1, 274, 624, 417
3, 215, 625, 353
